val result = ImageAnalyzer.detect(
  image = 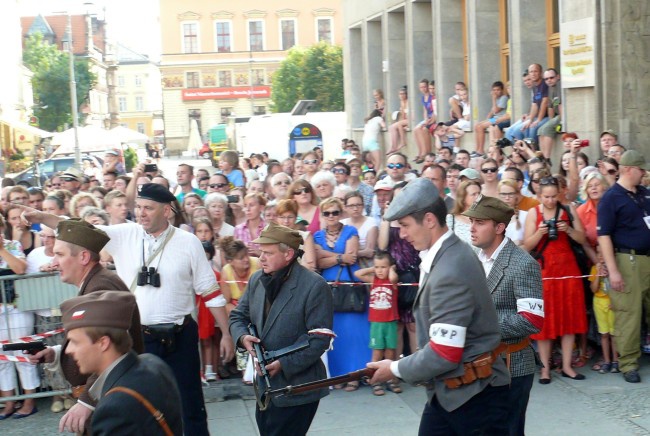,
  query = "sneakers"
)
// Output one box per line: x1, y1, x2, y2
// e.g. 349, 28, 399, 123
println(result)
205, 365, 217, 382
623, 369, 641, 383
